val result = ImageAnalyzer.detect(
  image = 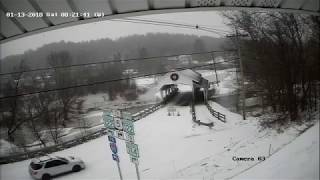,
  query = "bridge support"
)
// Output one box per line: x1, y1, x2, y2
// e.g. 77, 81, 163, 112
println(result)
203, 88, 208, 103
